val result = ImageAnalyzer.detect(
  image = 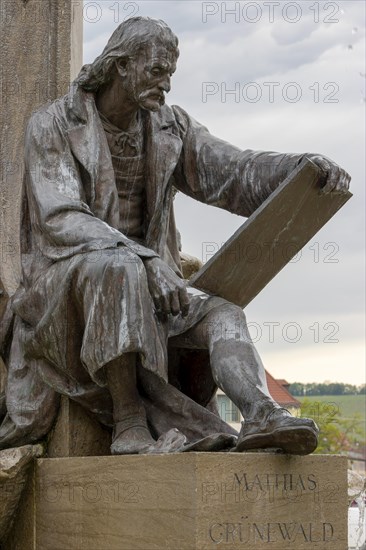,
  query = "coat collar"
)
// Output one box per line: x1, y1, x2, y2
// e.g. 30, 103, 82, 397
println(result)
66, 83, 178, 131
65, 84, 183, 254
144, 108, 182, 252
